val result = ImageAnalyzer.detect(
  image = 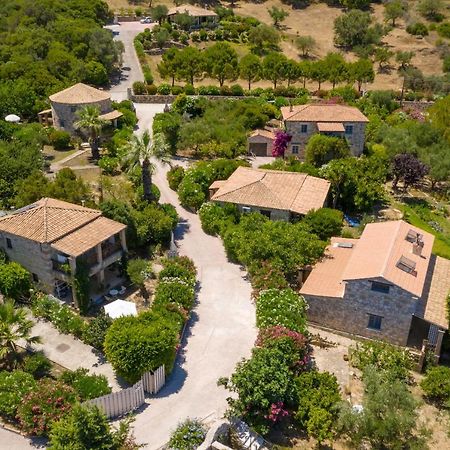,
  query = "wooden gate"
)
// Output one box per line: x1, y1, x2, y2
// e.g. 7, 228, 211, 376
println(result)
142, 365, 166, 394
